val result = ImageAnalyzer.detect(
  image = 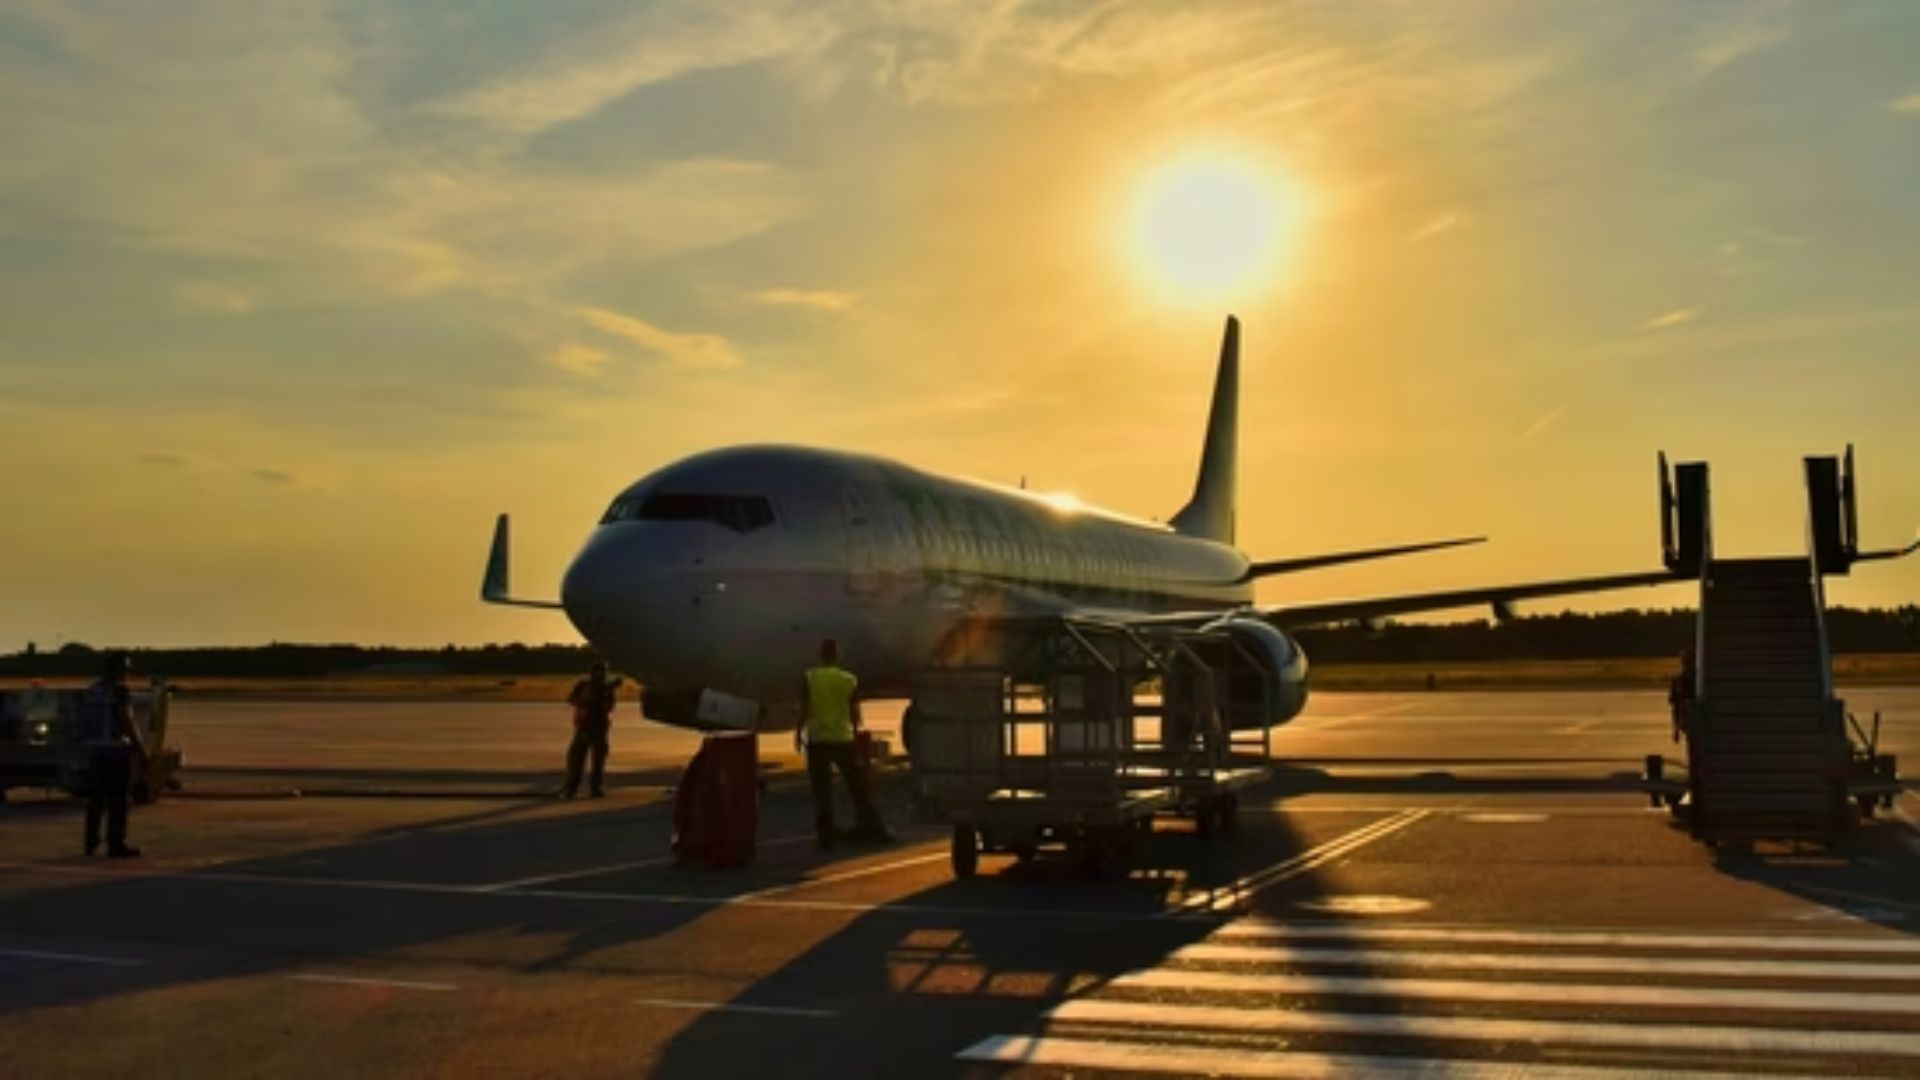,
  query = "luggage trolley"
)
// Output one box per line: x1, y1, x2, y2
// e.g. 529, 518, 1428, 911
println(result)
907, 616, 1273, 879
